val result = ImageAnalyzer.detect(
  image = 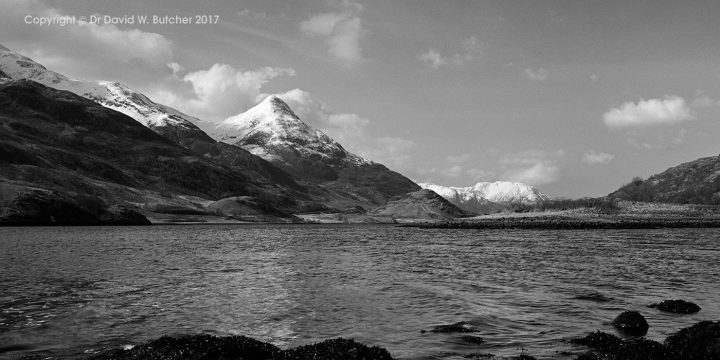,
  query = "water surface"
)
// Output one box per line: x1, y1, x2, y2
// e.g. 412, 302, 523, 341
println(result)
1, 225, 718, 359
